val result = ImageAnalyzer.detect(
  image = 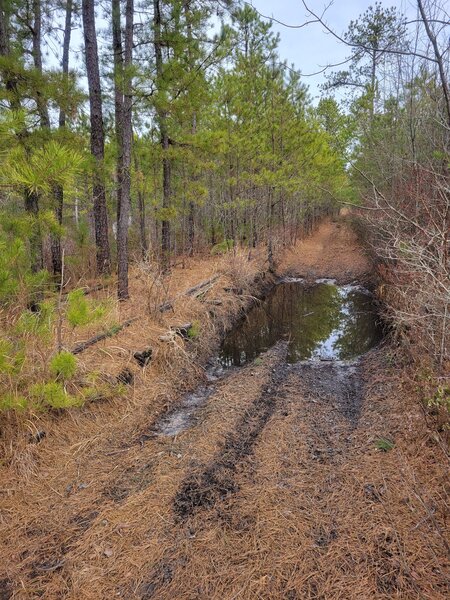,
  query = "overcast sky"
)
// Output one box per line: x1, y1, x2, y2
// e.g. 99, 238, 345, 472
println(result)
248, 0, 417, 102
